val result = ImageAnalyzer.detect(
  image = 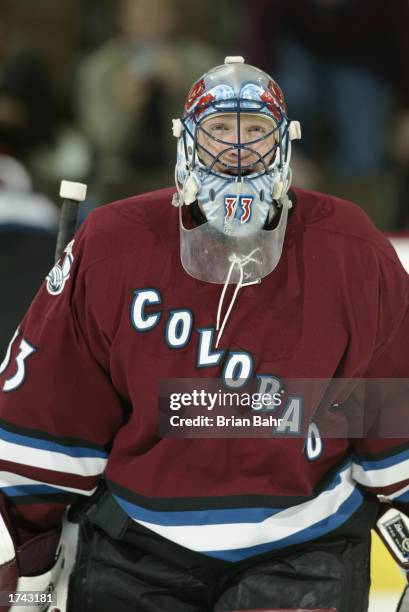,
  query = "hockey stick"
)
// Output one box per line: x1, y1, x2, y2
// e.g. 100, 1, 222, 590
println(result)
54, 180, 87, 262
